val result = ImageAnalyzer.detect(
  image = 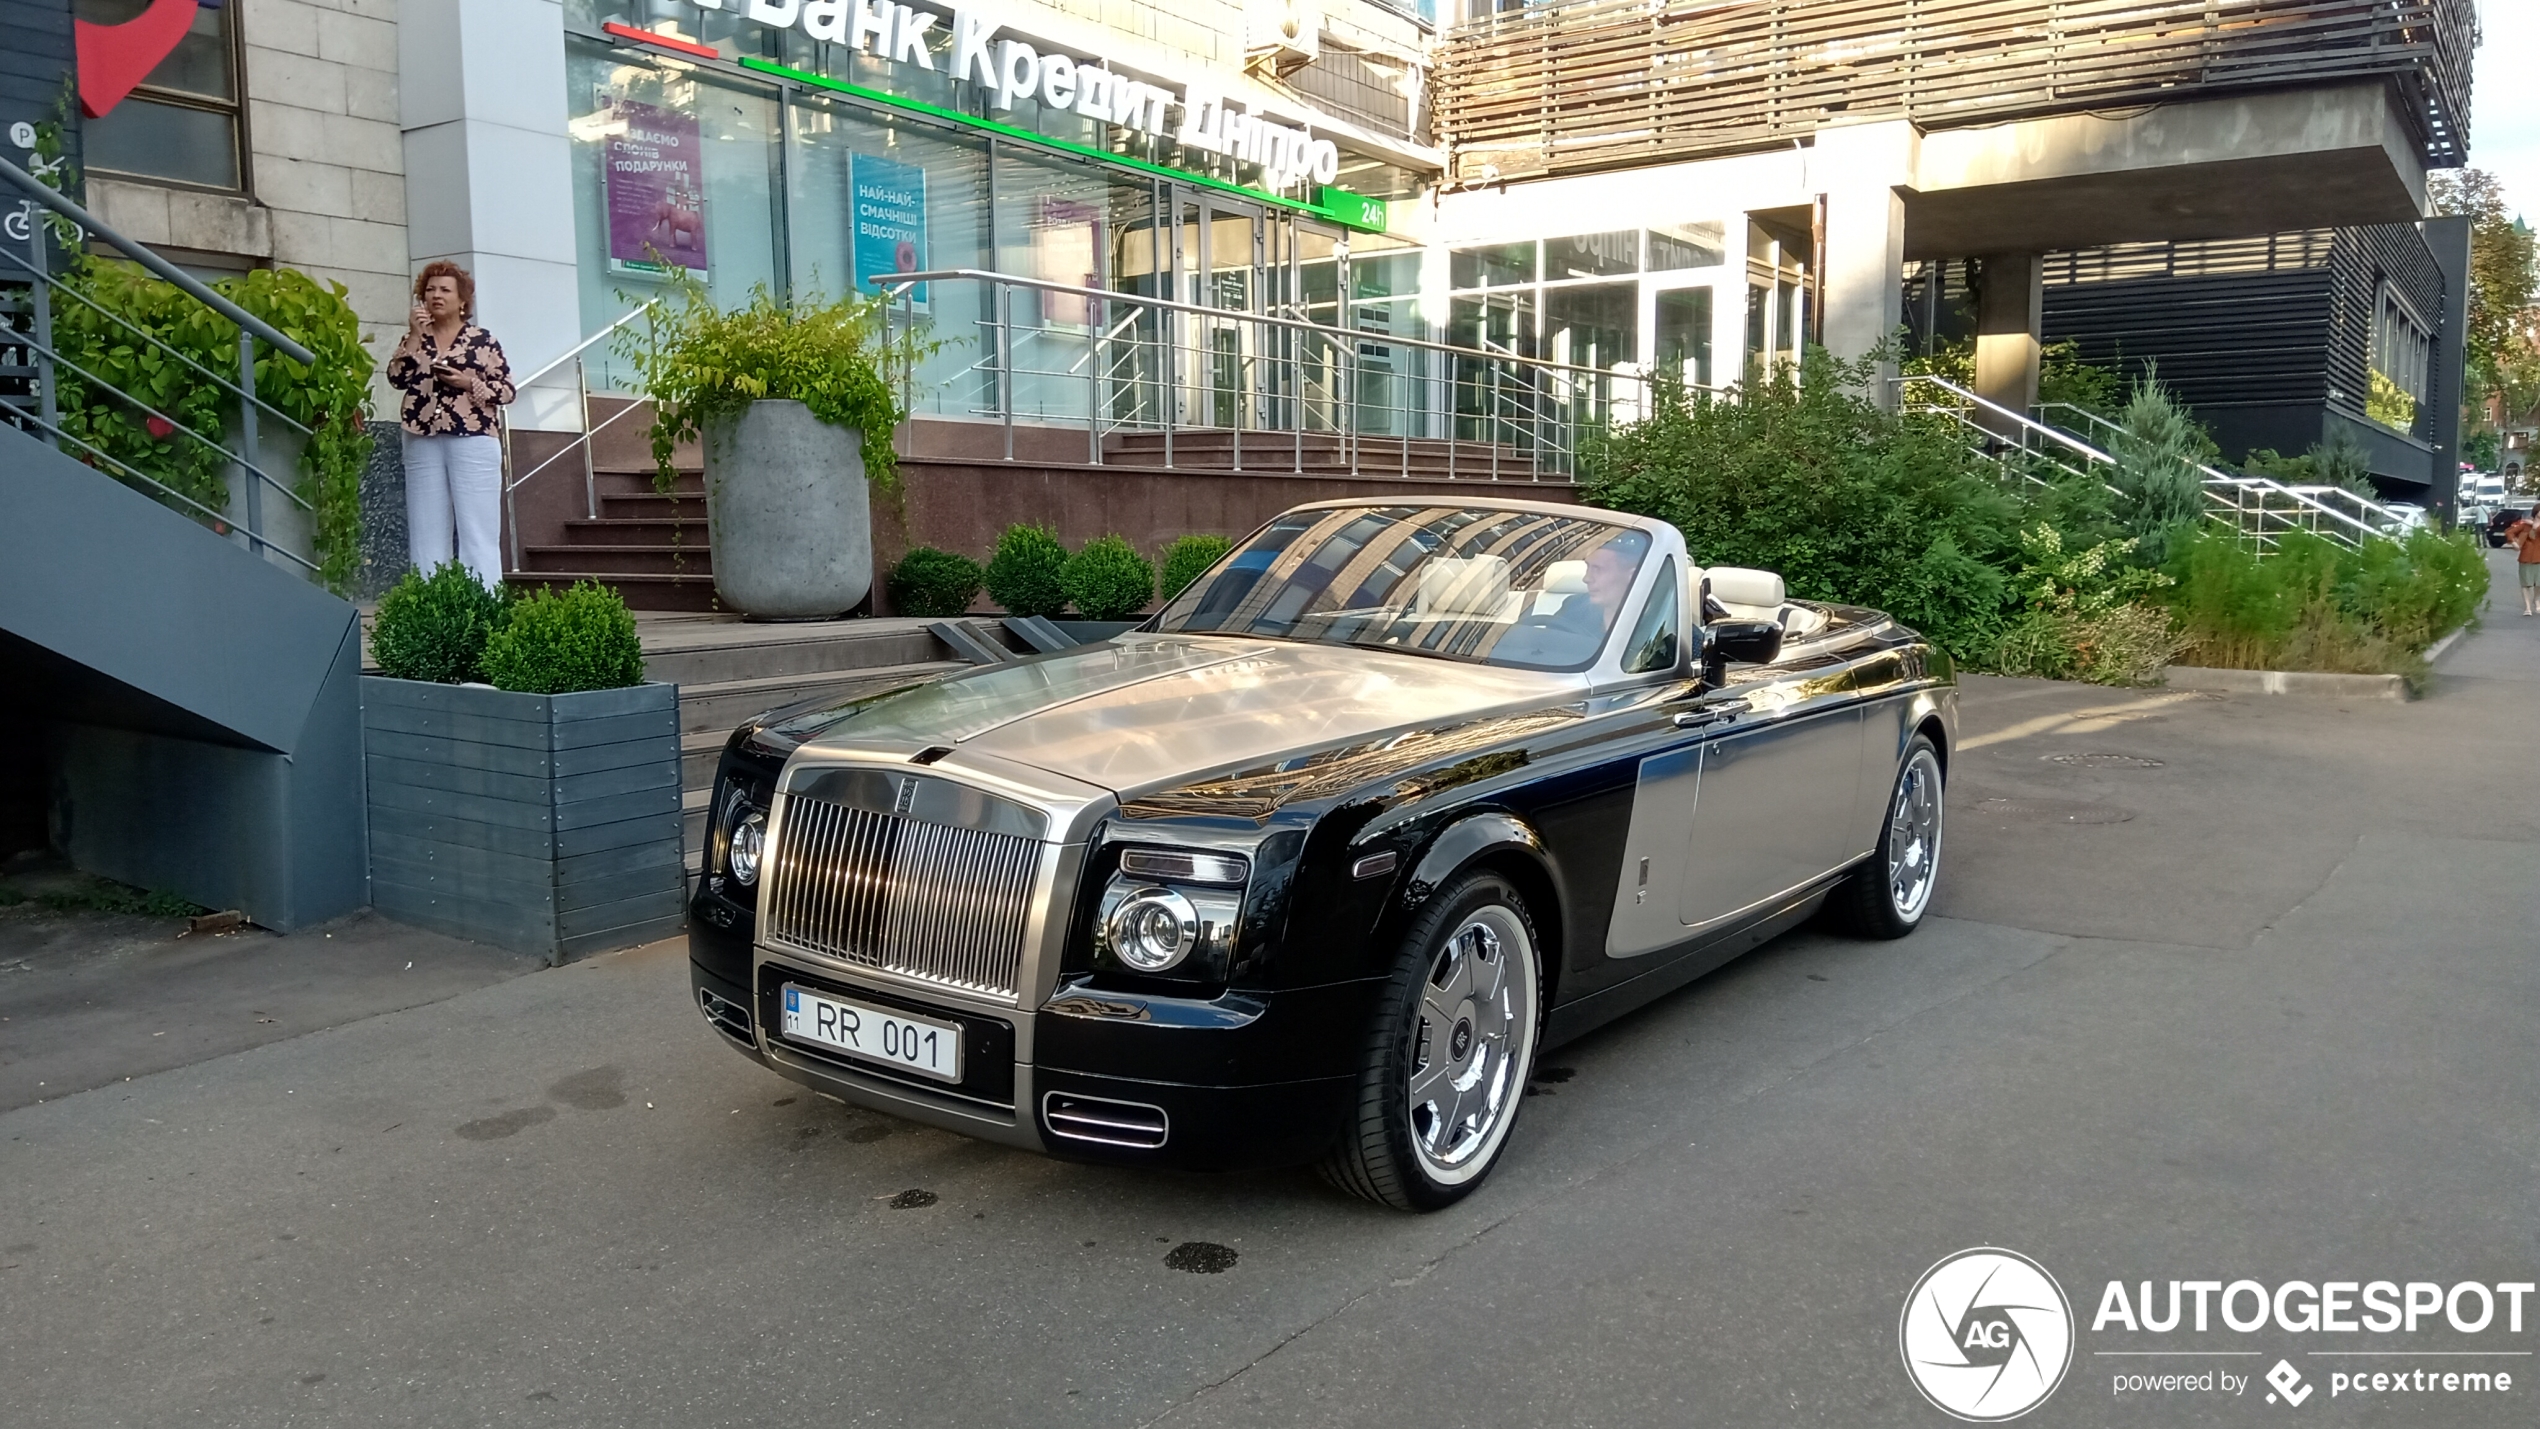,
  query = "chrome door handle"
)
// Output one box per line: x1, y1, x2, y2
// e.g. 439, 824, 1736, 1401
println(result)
1673, 698, 1751, 729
